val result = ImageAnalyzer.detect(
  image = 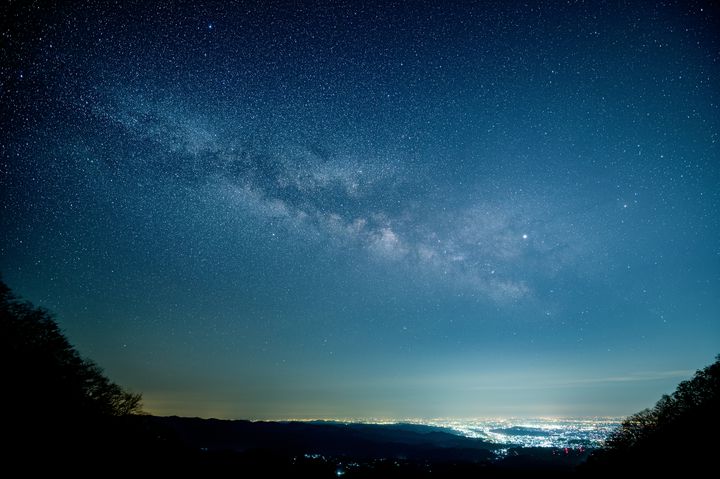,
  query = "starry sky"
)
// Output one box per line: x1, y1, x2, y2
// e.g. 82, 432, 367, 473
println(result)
1, 0, 719, 420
